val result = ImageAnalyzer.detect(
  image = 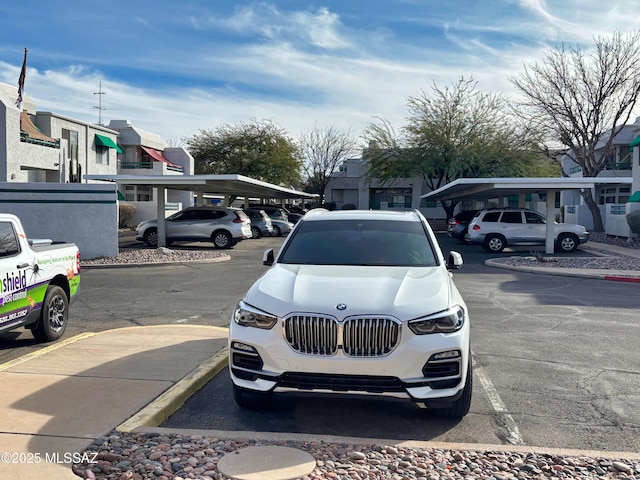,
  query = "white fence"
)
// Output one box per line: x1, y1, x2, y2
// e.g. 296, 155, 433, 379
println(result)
564, 203, 639, 238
